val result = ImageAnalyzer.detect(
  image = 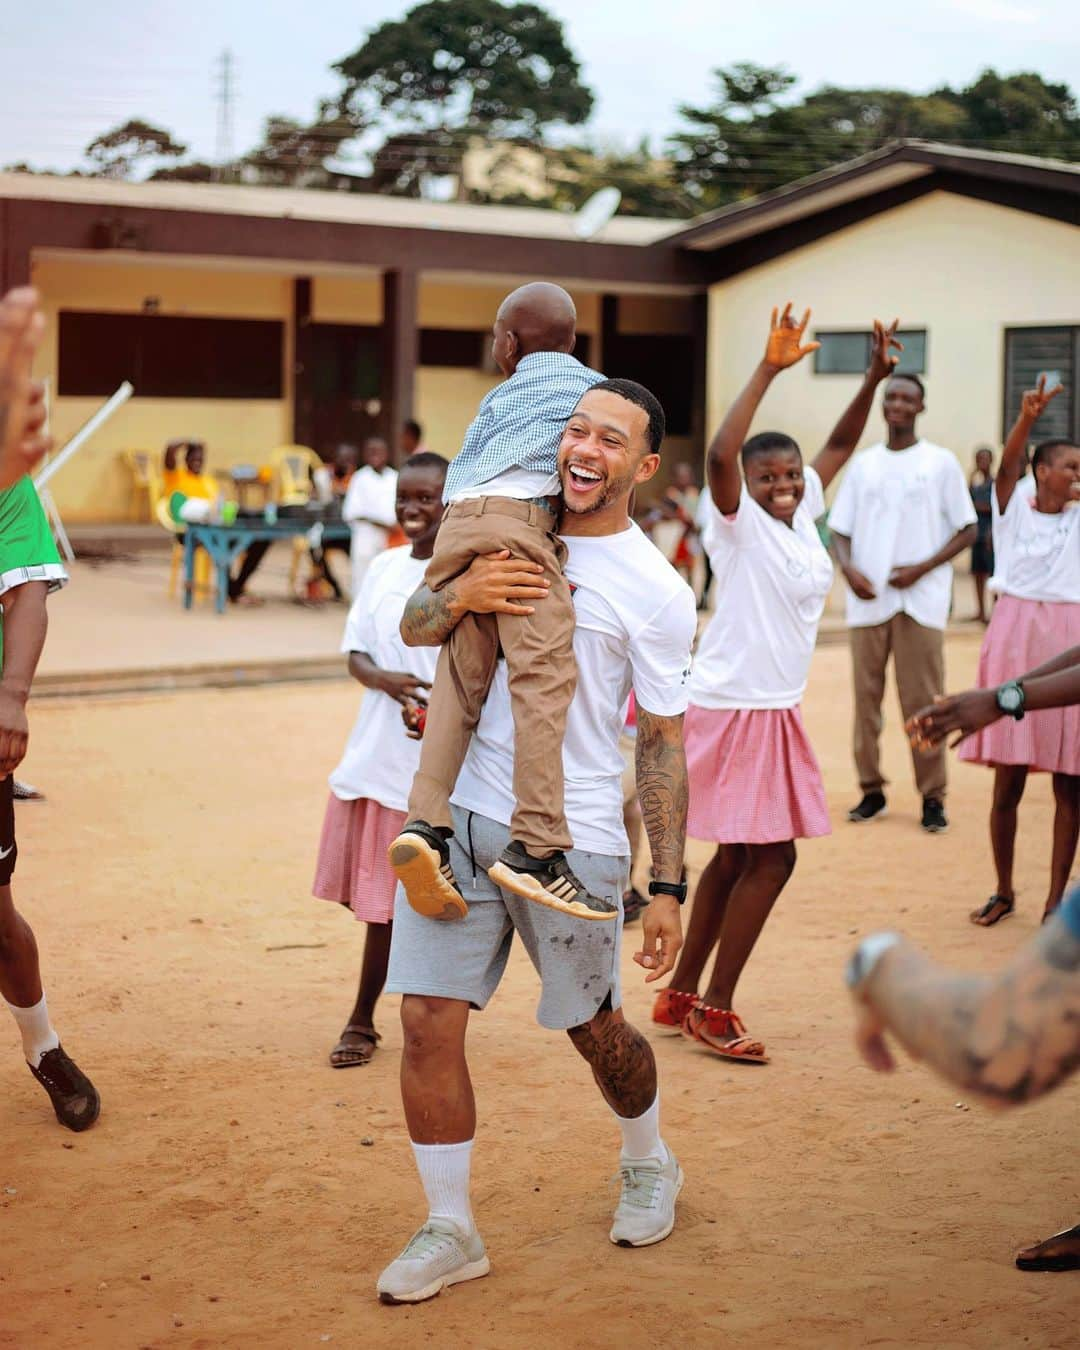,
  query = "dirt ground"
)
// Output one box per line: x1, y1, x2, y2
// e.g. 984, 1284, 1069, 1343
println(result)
3, 635, 1077, 1349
